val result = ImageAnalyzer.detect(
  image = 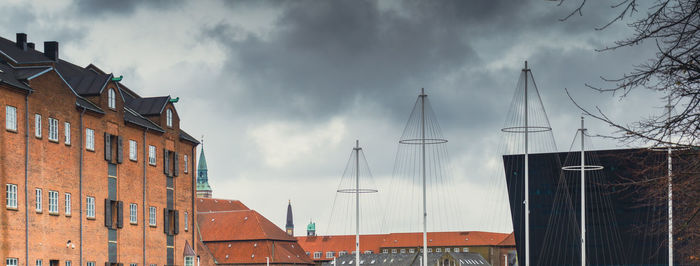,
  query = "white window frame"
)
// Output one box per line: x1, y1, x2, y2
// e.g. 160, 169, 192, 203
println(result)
130, 264, 137, 266
48, 118, 58, 141
65, 261, 71, 266
108, 88, 116, 109
5, 105, 17, 131
184, 256, 194, 266
400, 249, 406, 254
6, 184, 17, 209
148, 146, 156, 165
36, 259, 42, 266
48, 190, 58, 214
339, 251, 347, 256
64, 122, 71, 145
6, 258, 18, 266
462, 247, 469, 252
313, 252, 321, 259
86, 196, 95, 218
129, 140, 137, 161
85, 128, 94, 151
87, 262, 95, 266
382, 249, 388, 254
166, 109, 173, 128
184, 211, 189, 231
130, 203, 137, 224
149, 206, 156, 226
65, 193, 71, 215
34, 114, 41, 138
364, 250, 372, 254
326, 252, 334, 258
436, 248, 441, 253
391, 249, 397, 254
35, 188, 42, 212
428, 248, 433, 253
409, 248, 415, 254
184, 154, 189, 173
